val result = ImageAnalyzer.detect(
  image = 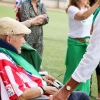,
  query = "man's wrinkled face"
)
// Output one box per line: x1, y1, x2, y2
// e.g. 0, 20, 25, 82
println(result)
7, 34, 25, 54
